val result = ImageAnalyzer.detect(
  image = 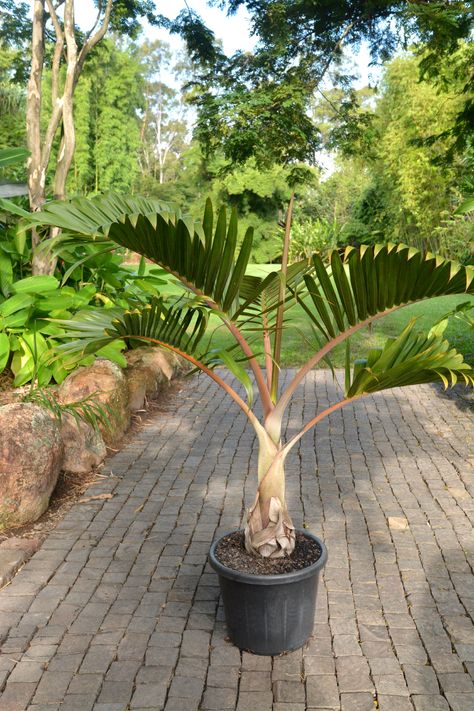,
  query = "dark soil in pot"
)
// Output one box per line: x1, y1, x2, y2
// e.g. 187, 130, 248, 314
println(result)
209, 529, 328, 656
215, 530, 322, 574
